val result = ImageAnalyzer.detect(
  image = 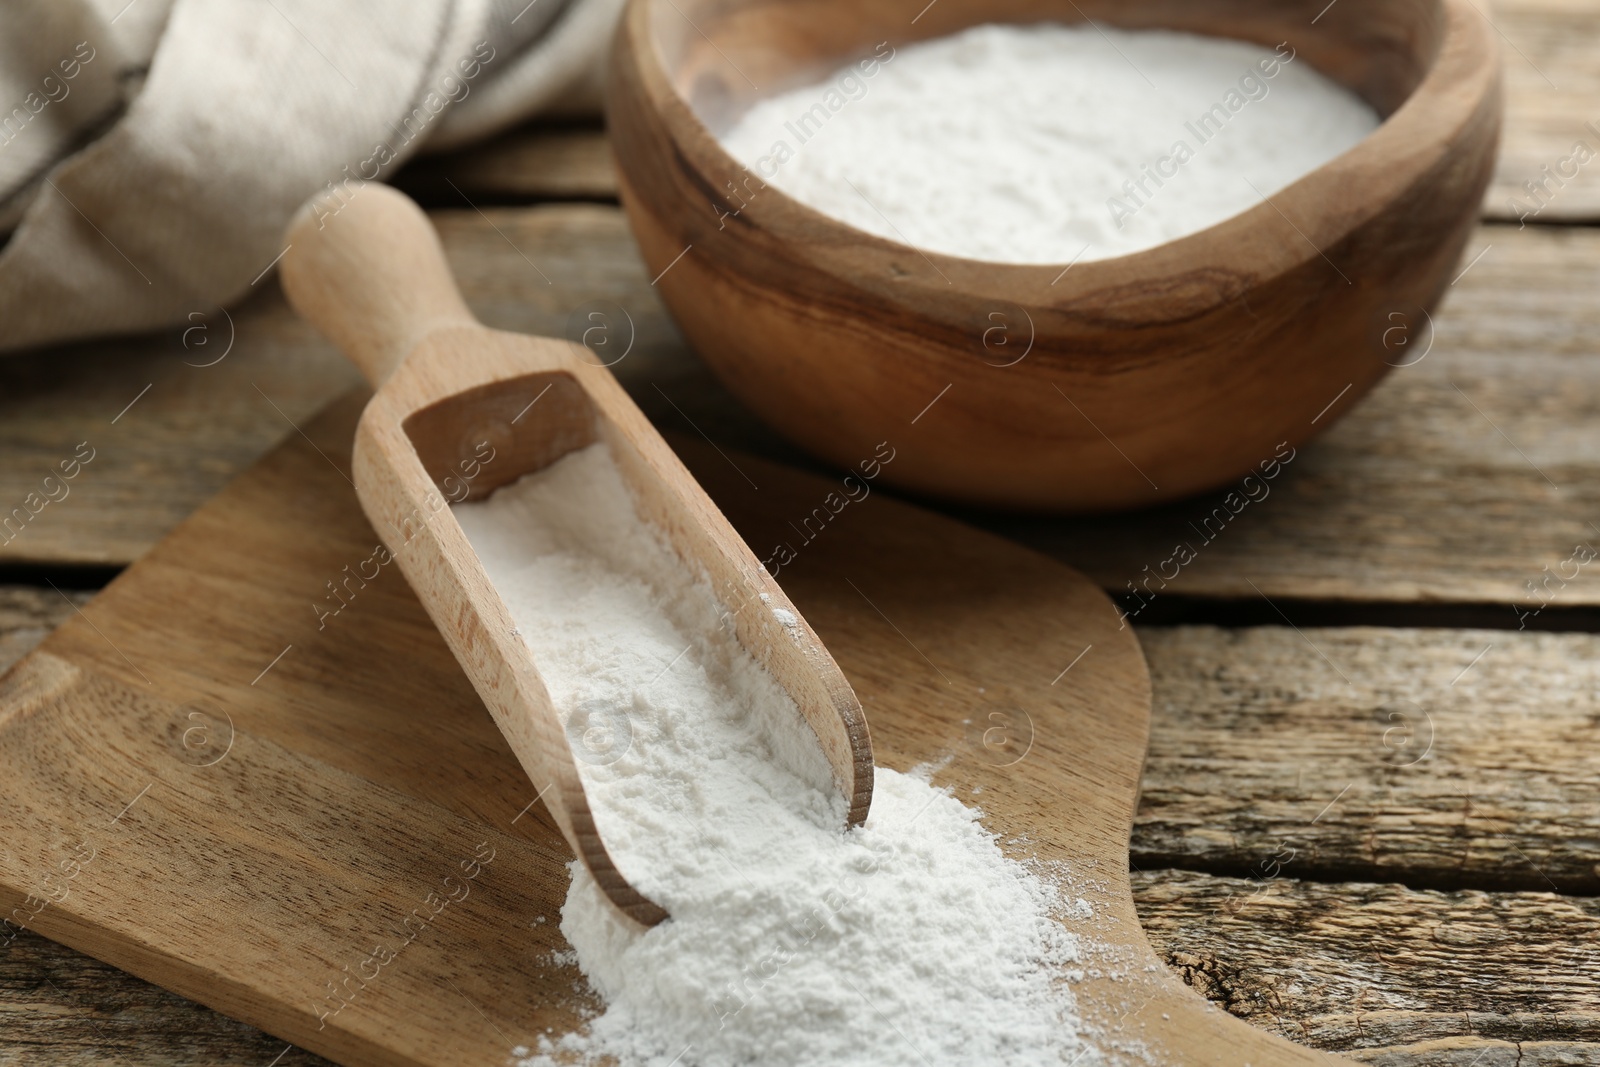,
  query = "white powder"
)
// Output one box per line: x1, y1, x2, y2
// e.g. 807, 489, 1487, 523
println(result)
454, 443, 1093, 1067
719, 24, 1380, 263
